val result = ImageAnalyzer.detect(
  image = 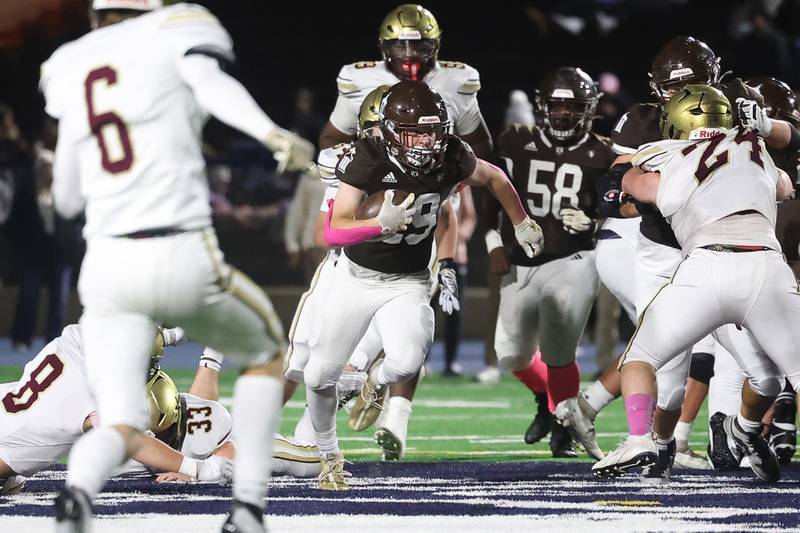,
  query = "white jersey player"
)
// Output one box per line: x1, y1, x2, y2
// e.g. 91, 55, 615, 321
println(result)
0, 325, 232, 495
41, 2, 312, 531
595, 85, 800, 484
